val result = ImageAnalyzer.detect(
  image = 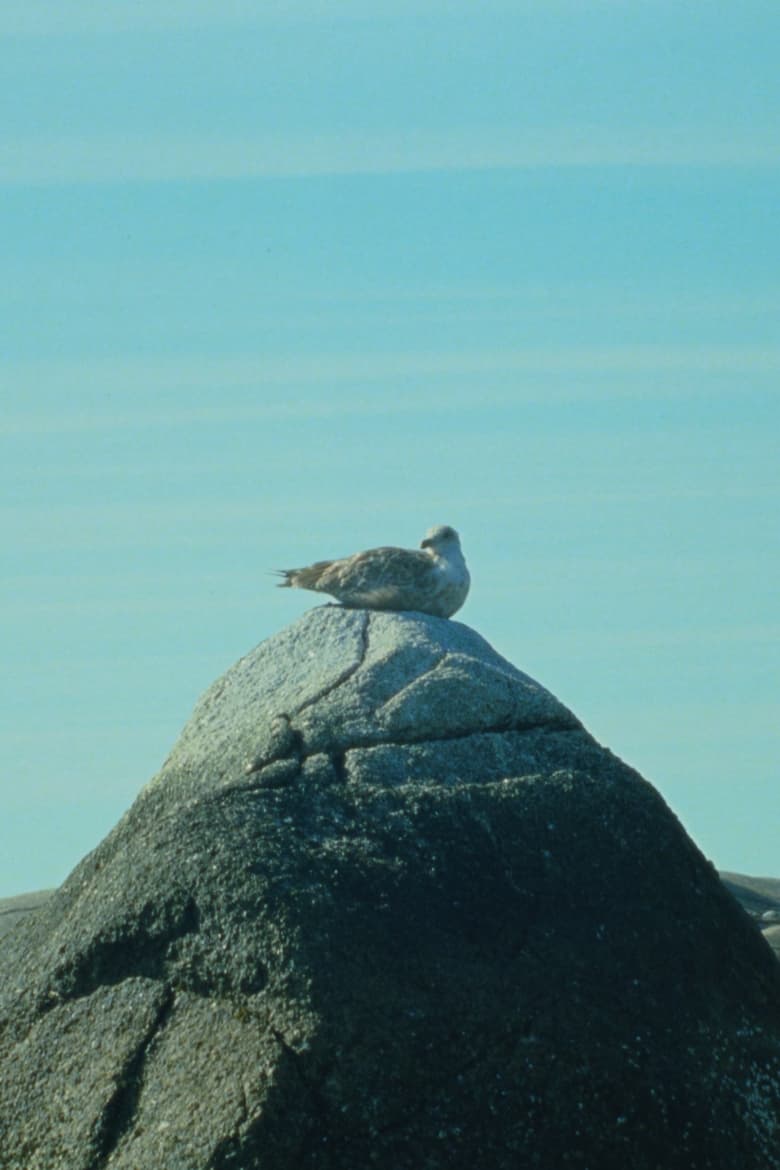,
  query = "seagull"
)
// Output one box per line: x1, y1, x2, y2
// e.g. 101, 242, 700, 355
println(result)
275, 524, 470, 618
